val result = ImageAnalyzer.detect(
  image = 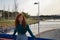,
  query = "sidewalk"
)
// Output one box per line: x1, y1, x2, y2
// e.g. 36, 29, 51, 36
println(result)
40, 29, 60, 40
